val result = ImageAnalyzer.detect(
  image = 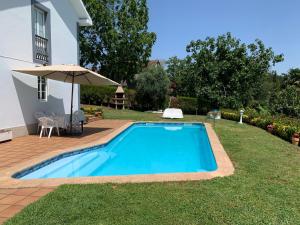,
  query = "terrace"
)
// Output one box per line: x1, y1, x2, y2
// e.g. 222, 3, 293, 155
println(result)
0, 119, 129, 223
